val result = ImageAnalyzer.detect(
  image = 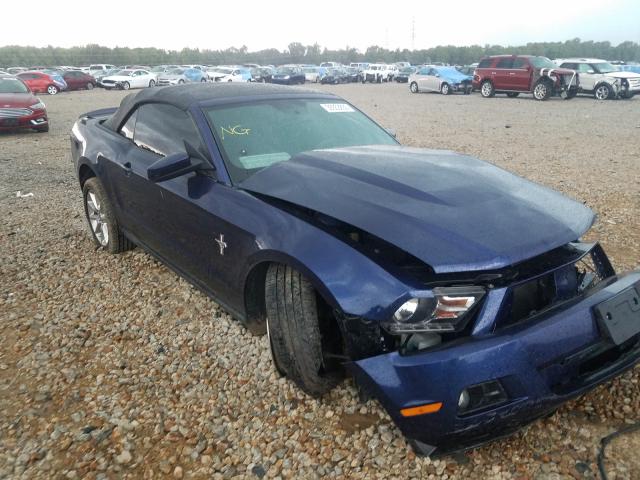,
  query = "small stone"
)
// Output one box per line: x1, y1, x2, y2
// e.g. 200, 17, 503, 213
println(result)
173, 466, 183, 478
251, 464, 266, 478
115, 450, 132, 465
